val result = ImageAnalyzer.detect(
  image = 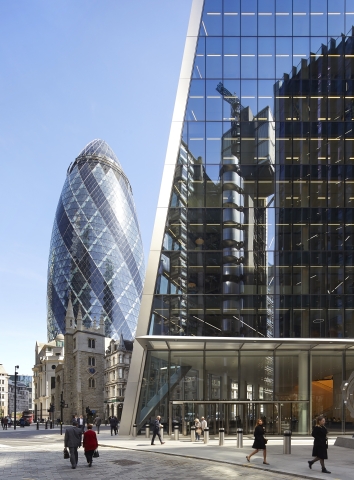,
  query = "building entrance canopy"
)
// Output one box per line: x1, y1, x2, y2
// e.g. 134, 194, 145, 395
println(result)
136, 336, 354, 351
